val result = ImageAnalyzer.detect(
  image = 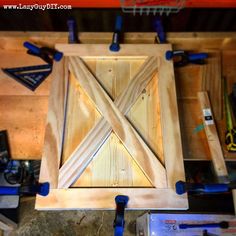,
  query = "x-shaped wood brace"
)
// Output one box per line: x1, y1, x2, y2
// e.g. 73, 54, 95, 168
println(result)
58, 56, 167, 188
